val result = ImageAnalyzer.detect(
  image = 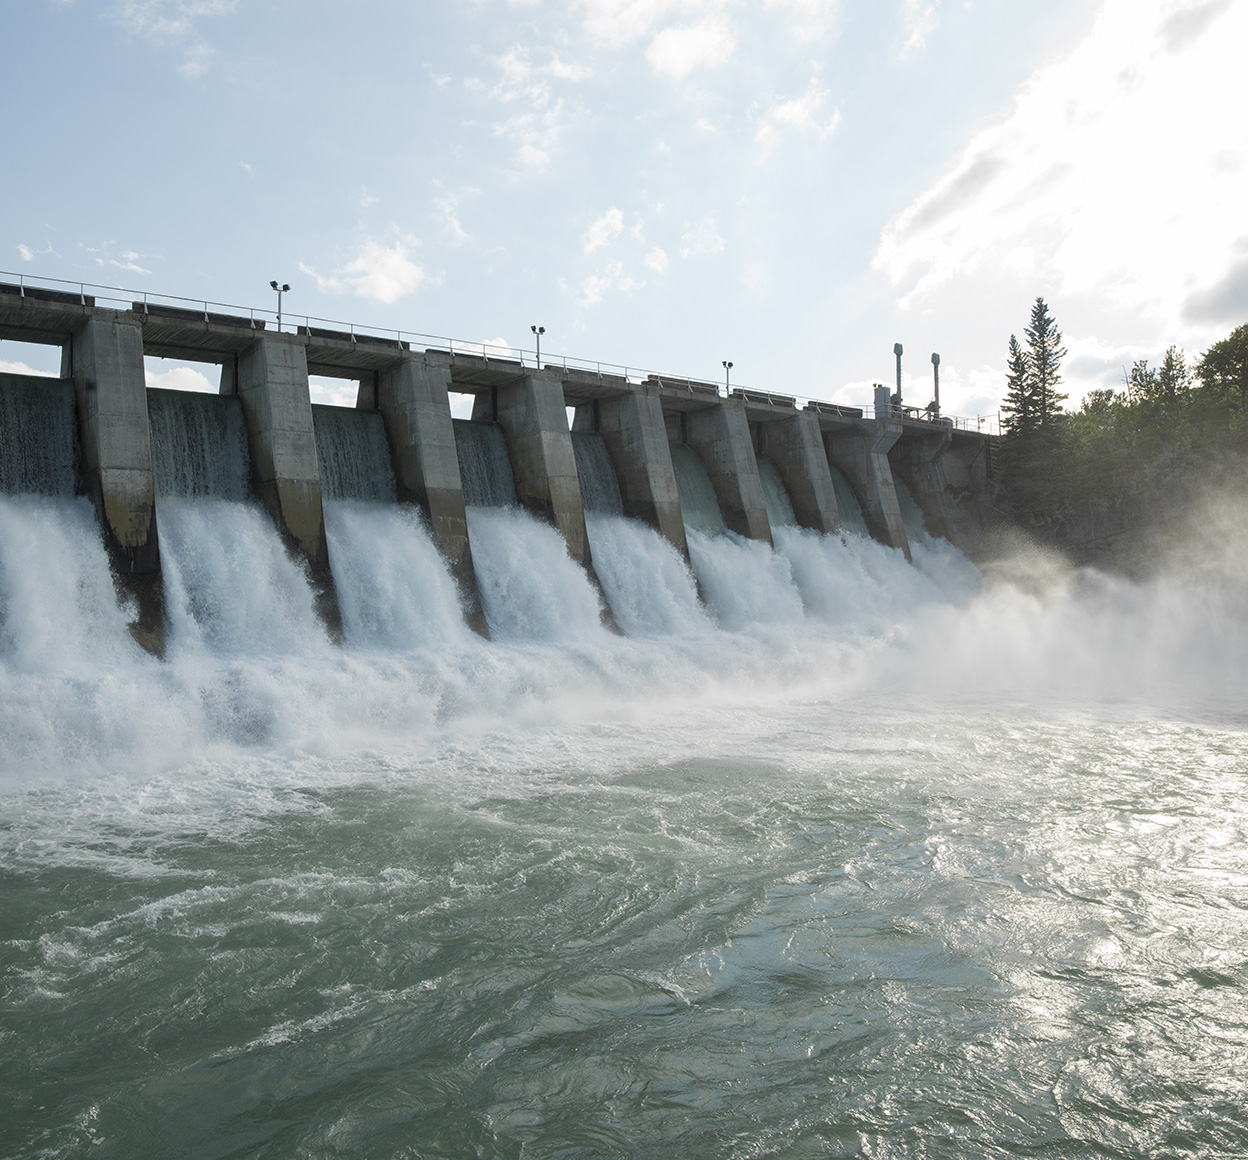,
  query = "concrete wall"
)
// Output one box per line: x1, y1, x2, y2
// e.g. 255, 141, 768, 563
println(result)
684, 399, 772, 544
575, 389, 687, 558
231, 333, 341, 633
64, 313, 164, 653
825, 418, 911, 559
370, 353, 487, 636
474, 376, 591, 566
890, 427, 954, 542
754, 412, 841, 535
